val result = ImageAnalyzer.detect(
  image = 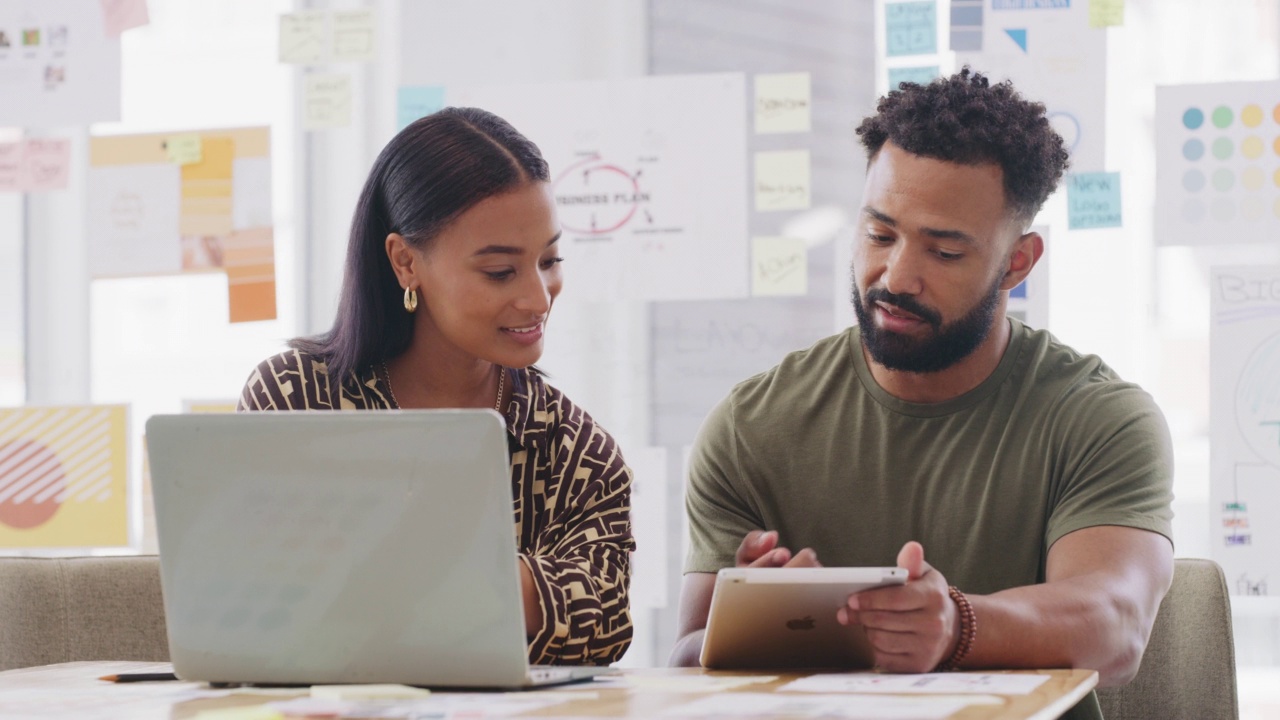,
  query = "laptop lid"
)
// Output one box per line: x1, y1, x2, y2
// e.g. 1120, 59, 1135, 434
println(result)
146, 409, 531, 687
